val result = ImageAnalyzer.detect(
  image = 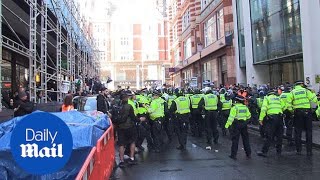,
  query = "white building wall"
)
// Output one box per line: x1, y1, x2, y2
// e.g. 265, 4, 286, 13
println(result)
232, 0, 246, 85
241, 0, 269, 87
300, 0, 320, 92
